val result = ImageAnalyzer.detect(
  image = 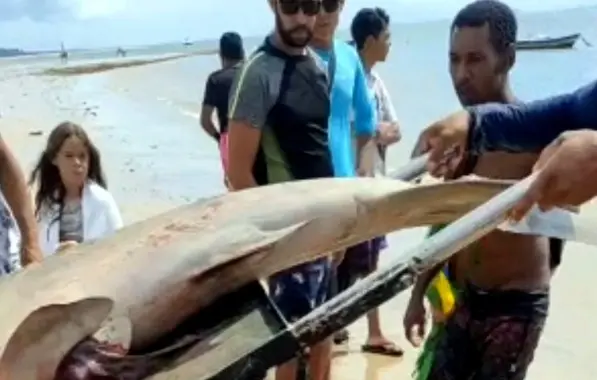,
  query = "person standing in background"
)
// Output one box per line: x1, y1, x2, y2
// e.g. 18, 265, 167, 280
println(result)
310, 0, 376, 180
200, 32, 245, 187
332, 7, 403, 357
29, 122, 122, 256
0, 134, 42, 274
309, 1, 377, 357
